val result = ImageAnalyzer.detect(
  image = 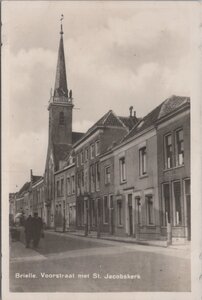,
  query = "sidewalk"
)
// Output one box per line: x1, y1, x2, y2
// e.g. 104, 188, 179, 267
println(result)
50, 228, 190, 250
10, 240, 46, 262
